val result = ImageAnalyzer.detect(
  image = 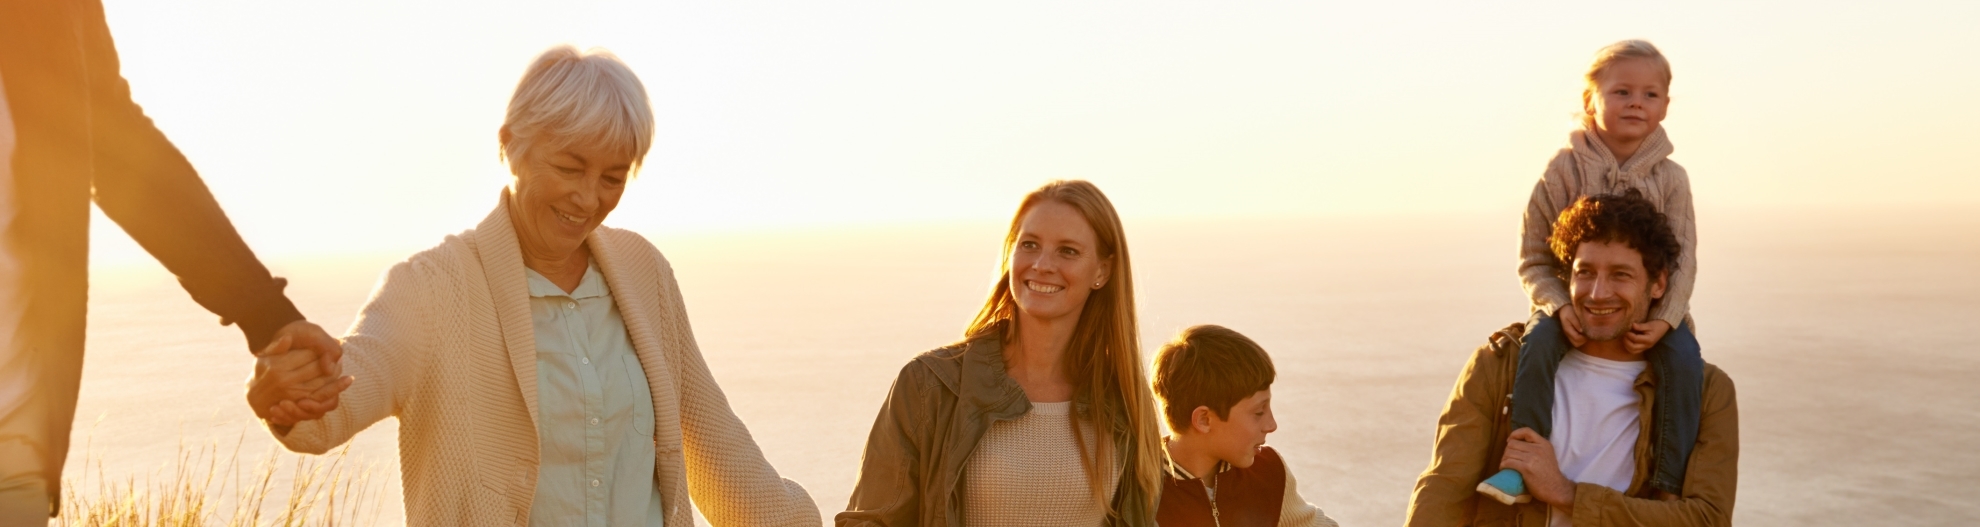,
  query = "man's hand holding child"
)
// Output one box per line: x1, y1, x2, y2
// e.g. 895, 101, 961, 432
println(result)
1500, 427, 1576, 511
